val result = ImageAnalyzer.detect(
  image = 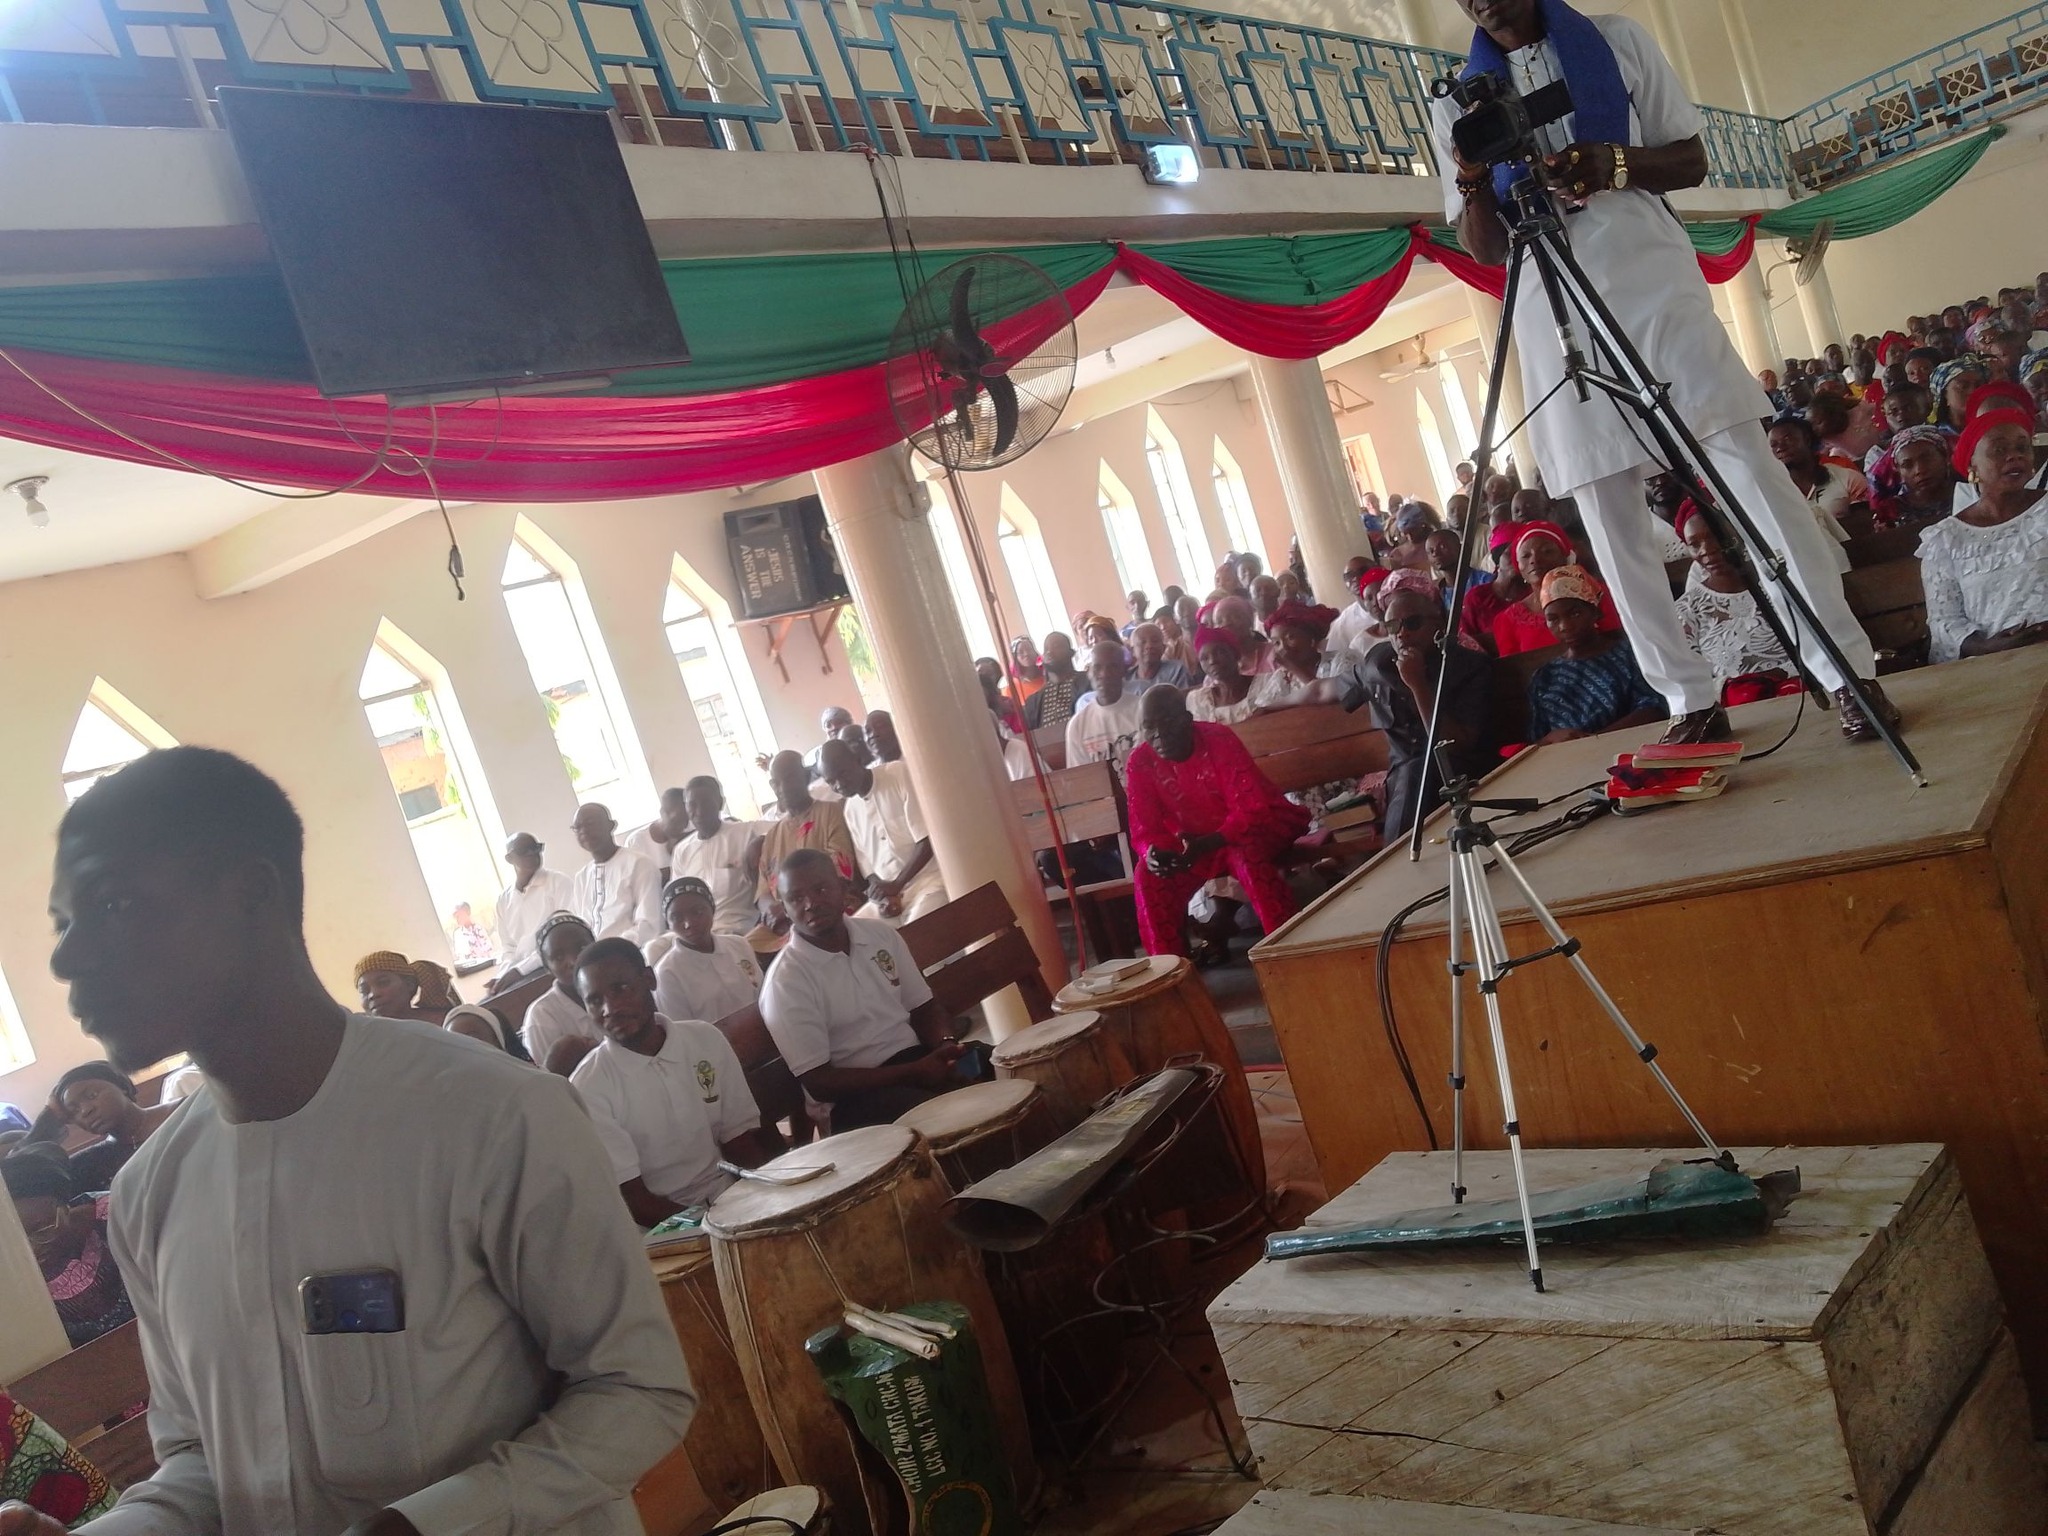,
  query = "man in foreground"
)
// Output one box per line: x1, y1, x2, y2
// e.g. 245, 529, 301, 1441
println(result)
10, 747, 692, 1536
